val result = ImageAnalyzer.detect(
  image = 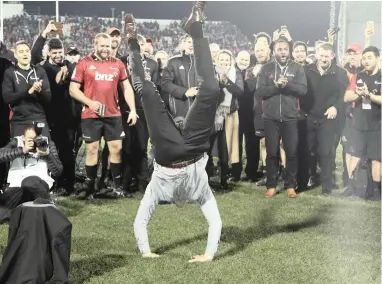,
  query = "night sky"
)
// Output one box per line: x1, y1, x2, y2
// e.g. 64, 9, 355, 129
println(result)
21, 1, 332, 44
